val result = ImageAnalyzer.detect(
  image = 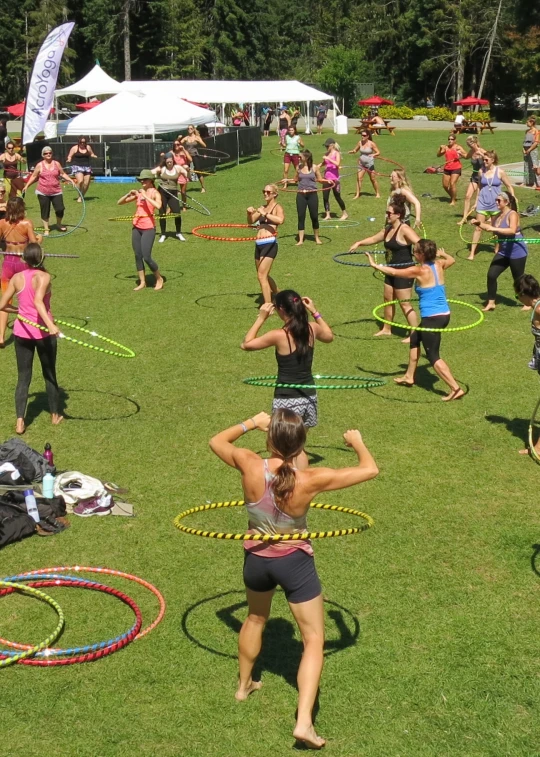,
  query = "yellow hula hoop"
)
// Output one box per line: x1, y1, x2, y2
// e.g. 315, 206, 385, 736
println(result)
173, 500, 374, 541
